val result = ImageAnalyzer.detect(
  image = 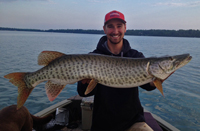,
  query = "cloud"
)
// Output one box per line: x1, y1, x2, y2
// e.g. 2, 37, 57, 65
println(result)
0, 0, 16, 2
87, 0, 118, 3
153, 1, 200, 7
0, 0, 50, 2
